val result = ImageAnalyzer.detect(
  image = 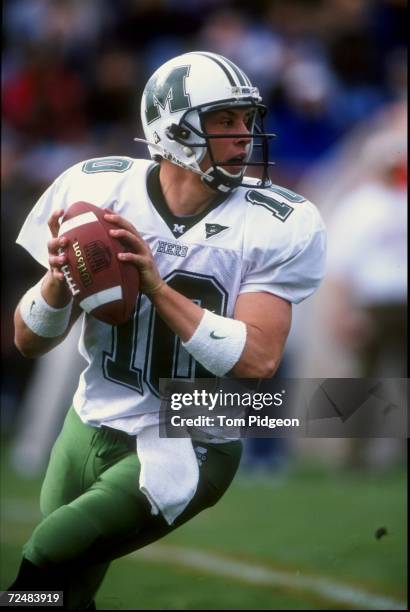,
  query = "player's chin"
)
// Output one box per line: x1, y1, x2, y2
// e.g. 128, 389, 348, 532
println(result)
218, 162, 244, 175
